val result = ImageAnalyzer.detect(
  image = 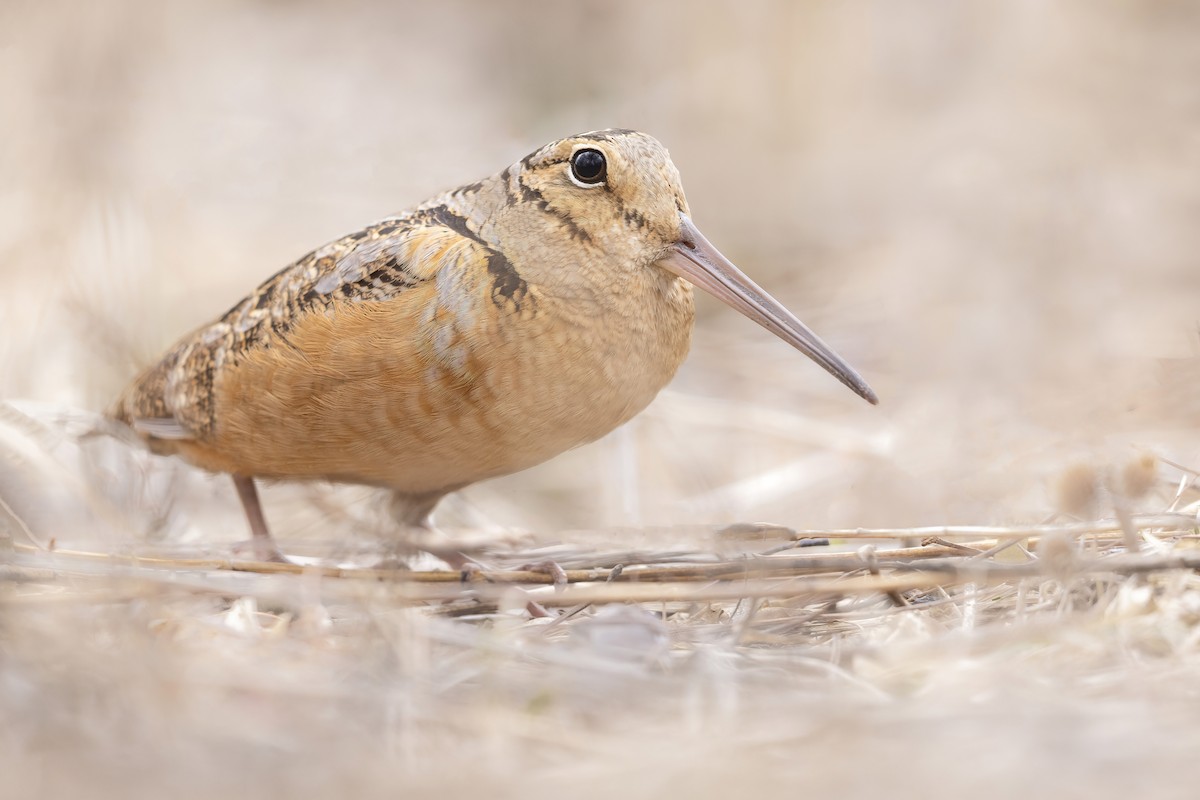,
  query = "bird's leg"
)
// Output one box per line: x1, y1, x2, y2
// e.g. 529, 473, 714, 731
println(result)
385, 489, 481, 571
231, 475, 289, 563
388, 491, 566, 618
